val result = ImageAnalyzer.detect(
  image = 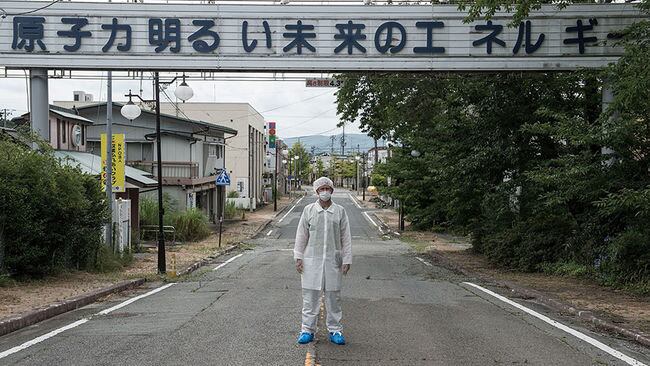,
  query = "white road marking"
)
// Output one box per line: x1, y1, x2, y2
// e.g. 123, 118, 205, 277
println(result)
416, 257, 433, 267
363, 211, 378, 228
278, 196, 304, 223
213, 253, 244, 271
0, 319, 89, 359
348, 193, 362, 209
463, 282, 647, 366
97, 283, 176, 315
0, 282, 177, 360
266, 230, 273, 236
